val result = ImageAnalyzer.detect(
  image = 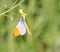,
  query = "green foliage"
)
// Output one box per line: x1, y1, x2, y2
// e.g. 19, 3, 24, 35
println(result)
0, 0, 60, 52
